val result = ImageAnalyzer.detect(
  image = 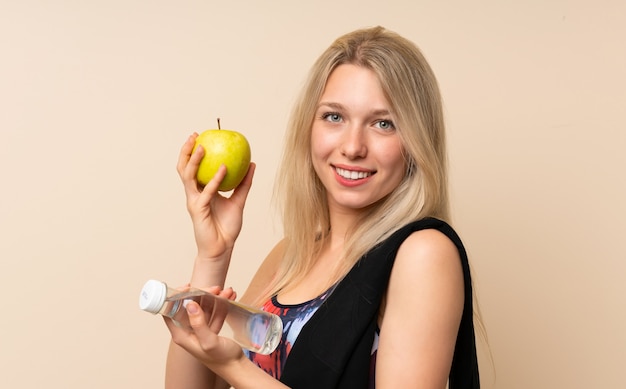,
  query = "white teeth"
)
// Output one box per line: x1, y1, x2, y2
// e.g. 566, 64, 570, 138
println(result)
335, 167, 372, 180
